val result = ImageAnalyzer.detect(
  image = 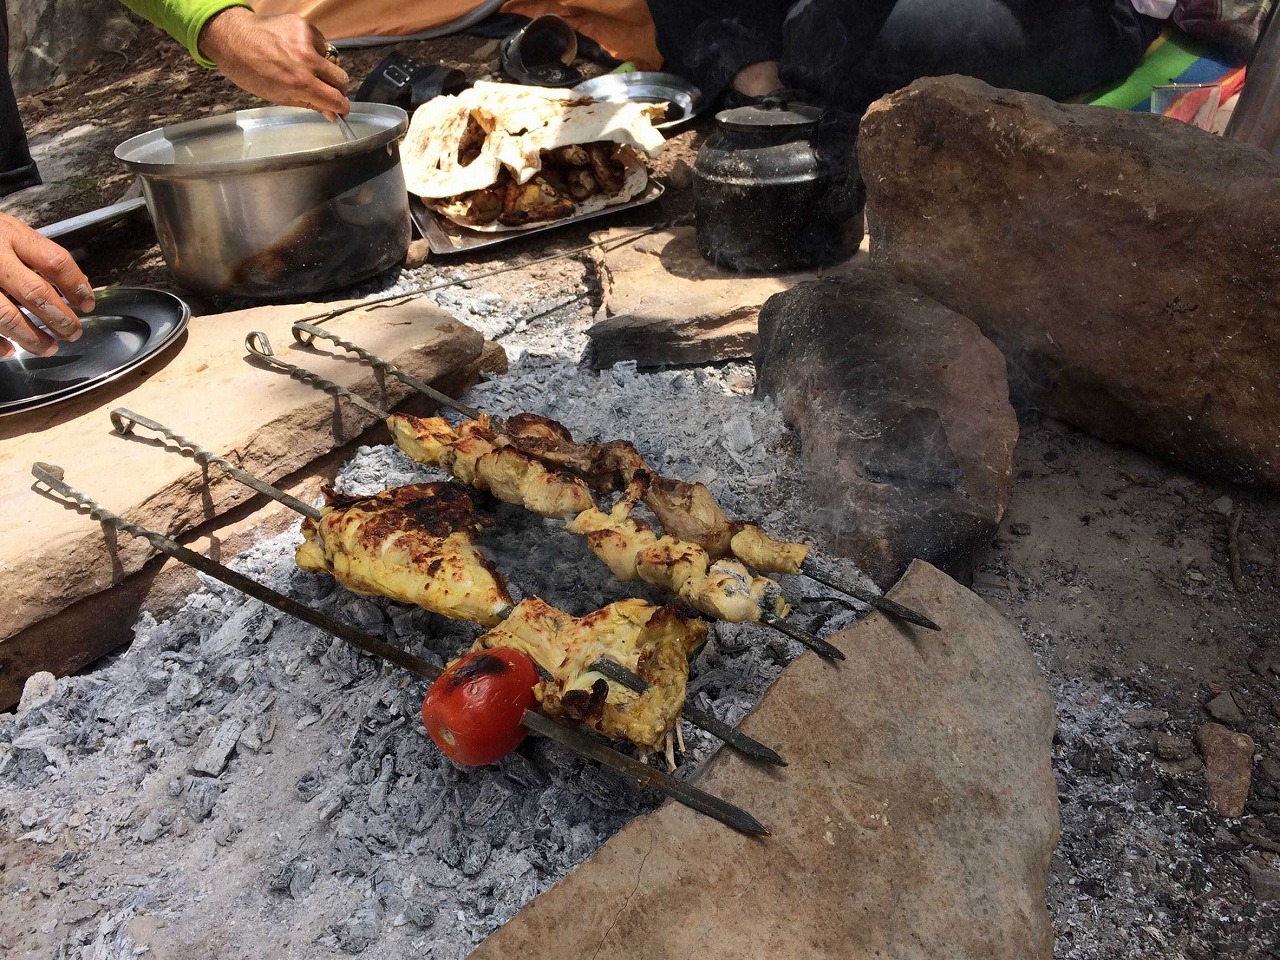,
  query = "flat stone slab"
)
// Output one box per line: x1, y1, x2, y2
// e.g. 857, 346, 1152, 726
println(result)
473, 559, 1060, 960
0, 299, 489, 643
586, 226, 864, 368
